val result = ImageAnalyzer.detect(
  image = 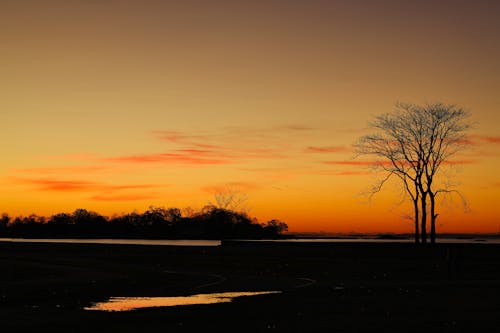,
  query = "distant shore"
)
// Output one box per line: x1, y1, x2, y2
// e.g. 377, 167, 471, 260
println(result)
2, 241, 500, 332
2, 233, 500, 246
